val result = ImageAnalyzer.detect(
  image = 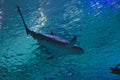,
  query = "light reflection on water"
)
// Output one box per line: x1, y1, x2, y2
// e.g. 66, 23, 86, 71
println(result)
30, 7, 47, 32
